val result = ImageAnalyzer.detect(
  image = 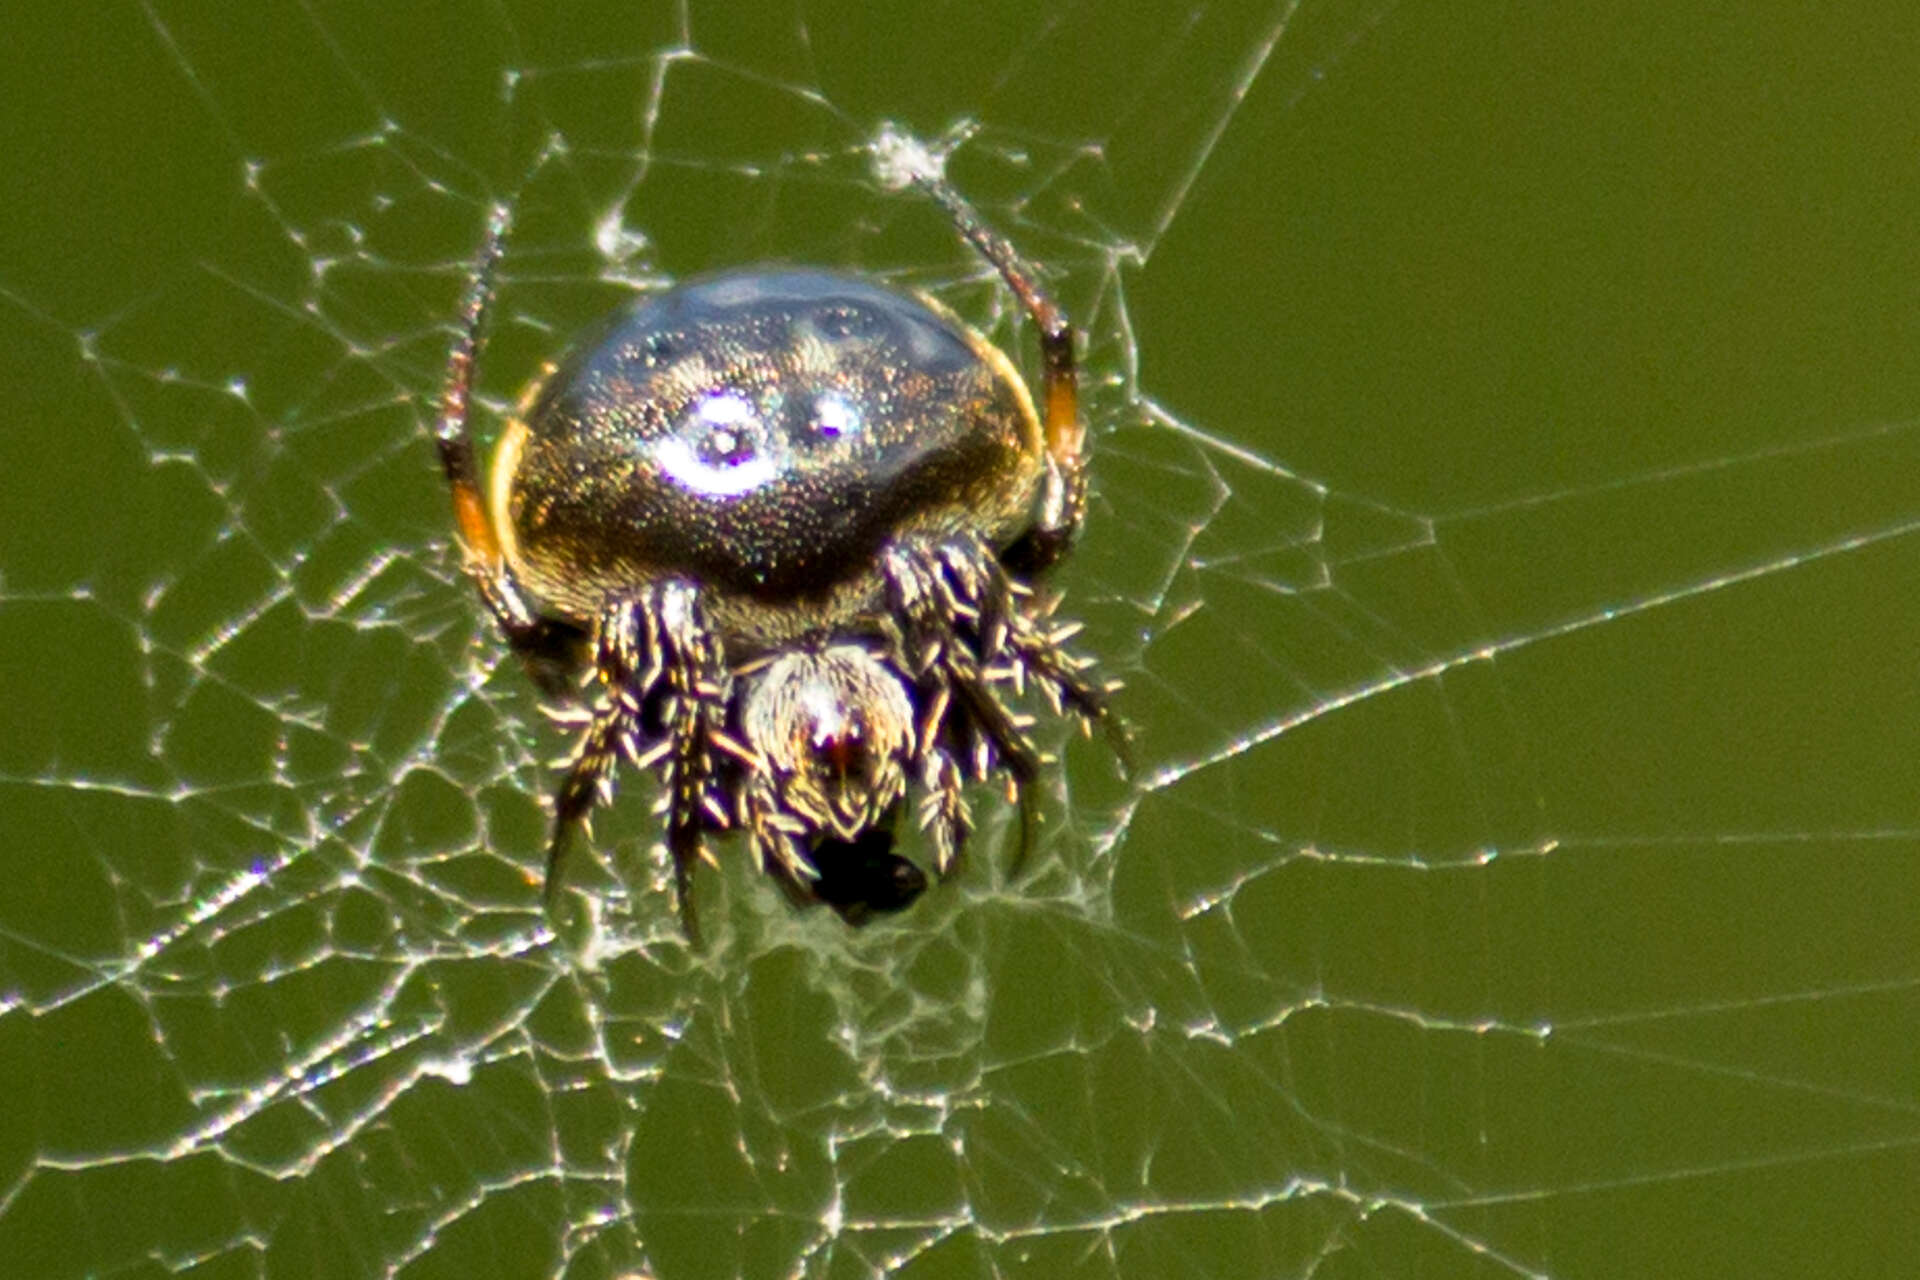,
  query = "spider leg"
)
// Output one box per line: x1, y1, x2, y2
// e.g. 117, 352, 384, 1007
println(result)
946, 665, 1043, 879
993, 594, 1132, 771
741, 773, 817, 900
542, 590, 662, 904
887, 533, 1129, 877
544, 703, 627, 901
643, 579, 732, 944
886, 539, 1046, 879
917, 741, 972, 877
914, 175, 1084, 574
545, 579, 730, 945
435, 203, 583, 691
936, 536, 1129, 767
912, 180, 1128, 776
